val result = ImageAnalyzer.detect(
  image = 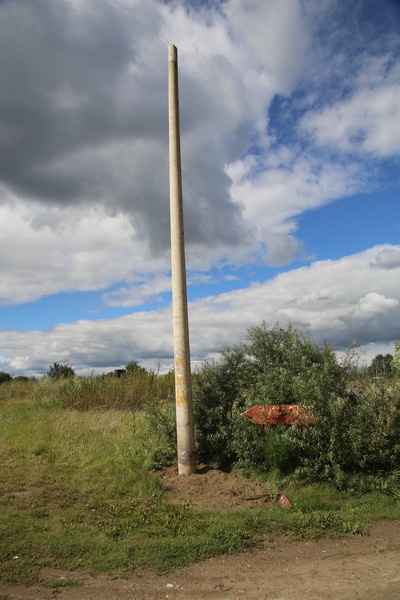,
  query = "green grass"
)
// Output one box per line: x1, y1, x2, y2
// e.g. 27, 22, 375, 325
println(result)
1, 385, 400, 586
